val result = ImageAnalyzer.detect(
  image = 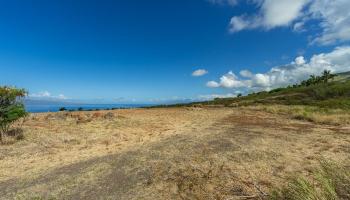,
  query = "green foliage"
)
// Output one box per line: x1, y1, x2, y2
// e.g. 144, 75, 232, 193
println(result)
300, 70, 337, 87
269, 87, 284, 94
270, 160, 350, 200
0, 86, 27, 143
